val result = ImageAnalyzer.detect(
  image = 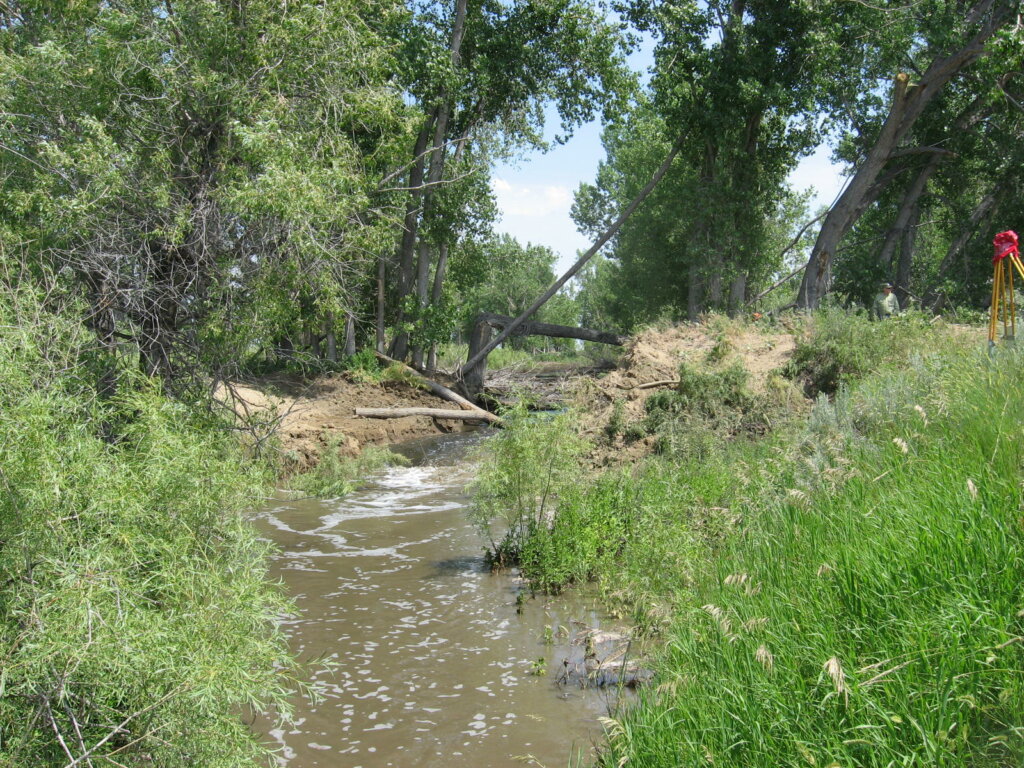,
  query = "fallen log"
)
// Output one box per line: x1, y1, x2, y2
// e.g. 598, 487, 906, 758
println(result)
632, 379, 679, 390
355, 407, 495, 421
373, 351, 502, 425
476, 312, 627, 346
